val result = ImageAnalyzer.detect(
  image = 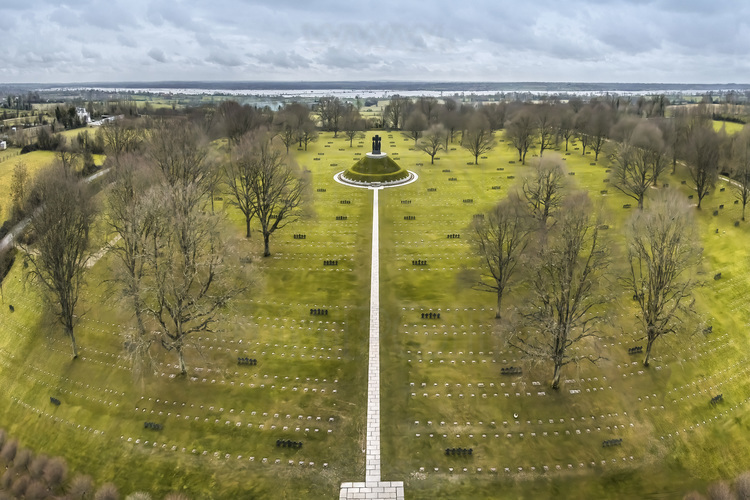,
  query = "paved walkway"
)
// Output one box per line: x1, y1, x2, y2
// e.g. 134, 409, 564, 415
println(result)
339, 187, 404, 499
